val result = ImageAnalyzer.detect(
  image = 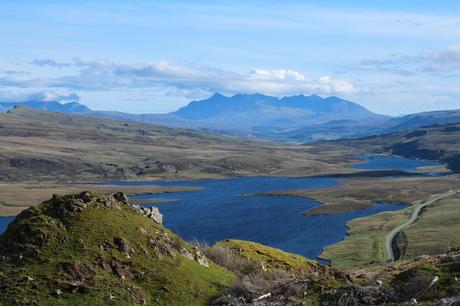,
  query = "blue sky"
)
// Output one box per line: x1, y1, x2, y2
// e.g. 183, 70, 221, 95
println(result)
1, 1, 460, 115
